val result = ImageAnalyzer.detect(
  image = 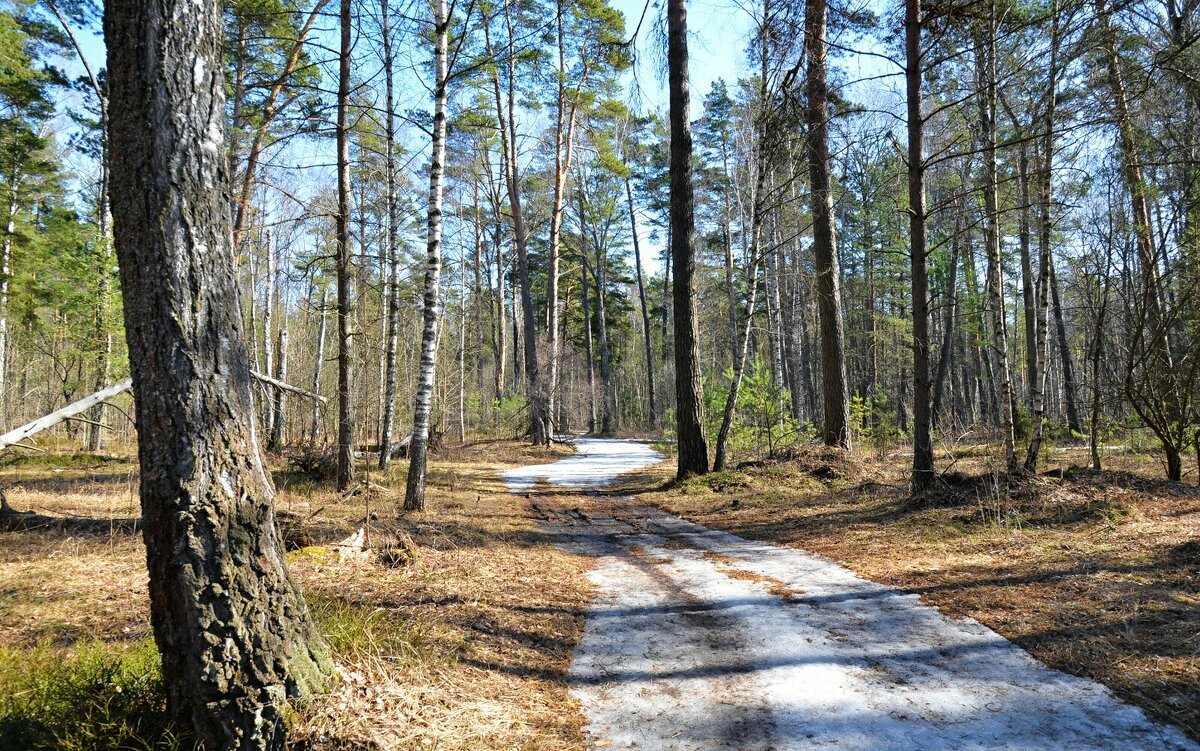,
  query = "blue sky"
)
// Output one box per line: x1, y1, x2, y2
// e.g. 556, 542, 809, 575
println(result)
610, 0, 756, 116
60, 0, 758, 116
49, 0, 773, 274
